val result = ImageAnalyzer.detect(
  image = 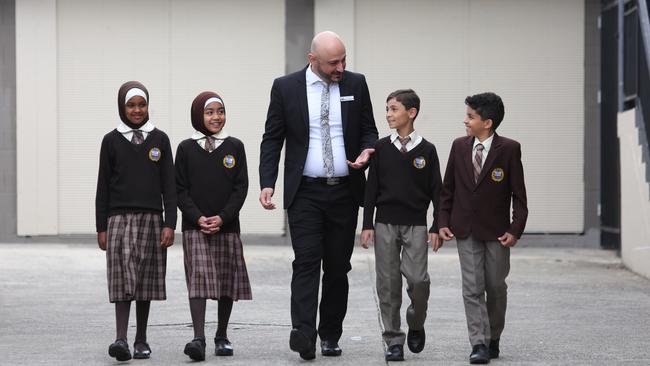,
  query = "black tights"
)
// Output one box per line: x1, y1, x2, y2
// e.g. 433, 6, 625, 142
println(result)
115, 300, 151, 342
189, 297, 233, 339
